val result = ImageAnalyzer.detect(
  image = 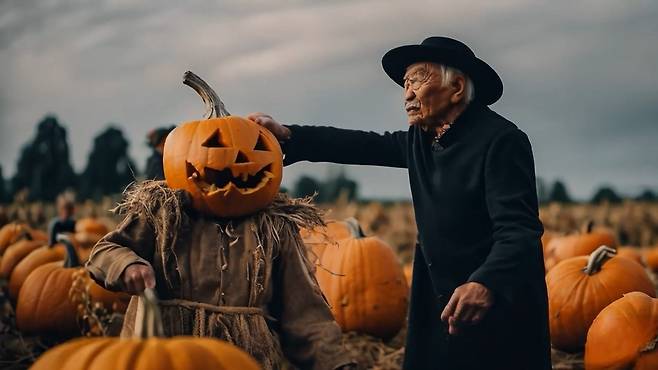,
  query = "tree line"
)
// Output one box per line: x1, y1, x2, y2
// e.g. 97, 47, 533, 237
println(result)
0, 115, 136, 202
0, 115, 655, 204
